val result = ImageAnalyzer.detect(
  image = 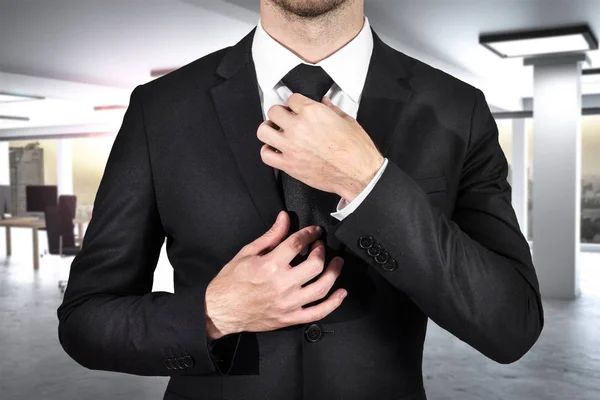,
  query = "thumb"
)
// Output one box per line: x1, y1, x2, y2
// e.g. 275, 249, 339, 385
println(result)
243, 210, 289, 256
322, 96, 347, 118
